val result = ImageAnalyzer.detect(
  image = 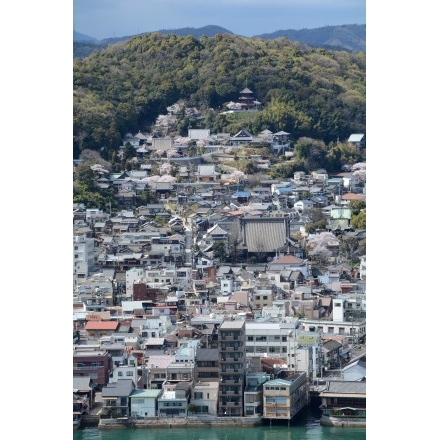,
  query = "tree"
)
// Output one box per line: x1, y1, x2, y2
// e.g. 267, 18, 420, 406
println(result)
339, 233, 366, 264
326, 142, 365, 172
293, 137, 328, 173
303, 208, 328, 233
348, 200, 366, 216
212, 241, 227, 262
123, 142, 137, 160
79, 149, 113, 172
74, 163, 97, 191
351, 209, 366, 229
